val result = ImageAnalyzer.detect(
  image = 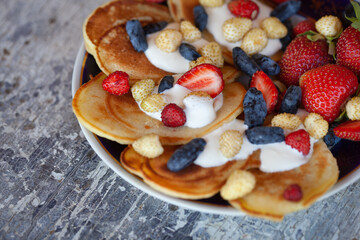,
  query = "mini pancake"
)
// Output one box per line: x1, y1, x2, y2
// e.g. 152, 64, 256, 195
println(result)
167, 0, 284, 64
83, 0, 173, 56
121, 145, 247, 199
72, 72, 246, 145
231, 141, 339, 221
